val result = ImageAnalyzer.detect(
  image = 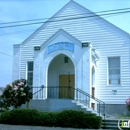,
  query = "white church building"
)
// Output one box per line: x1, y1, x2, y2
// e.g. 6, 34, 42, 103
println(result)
13, 0, 130, 115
